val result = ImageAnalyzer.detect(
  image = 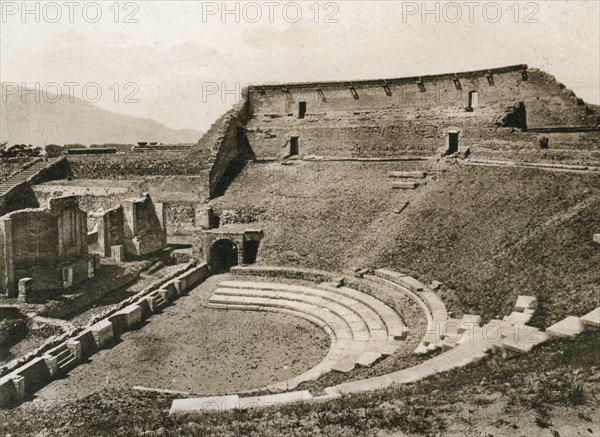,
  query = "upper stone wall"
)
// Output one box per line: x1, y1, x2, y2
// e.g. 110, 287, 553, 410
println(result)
244, 65, 599, 160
